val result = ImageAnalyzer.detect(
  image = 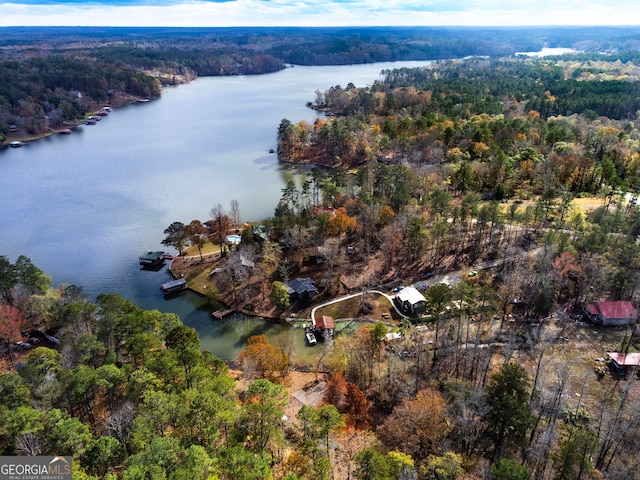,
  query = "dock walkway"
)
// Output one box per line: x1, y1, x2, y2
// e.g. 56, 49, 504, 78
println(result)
212, 308, 234, 319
